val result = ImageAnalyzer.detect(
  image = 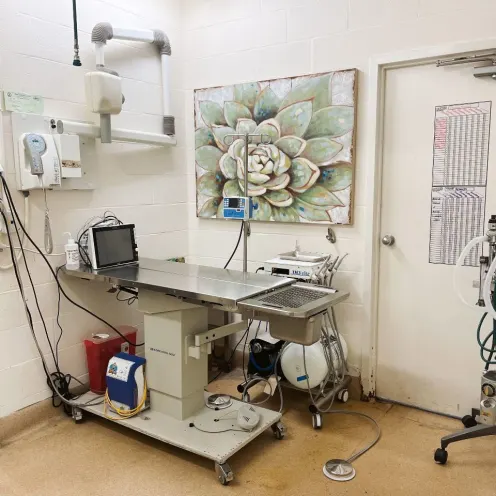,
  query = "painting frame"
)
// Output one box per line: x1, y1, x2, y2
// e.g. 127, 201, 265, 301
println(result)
194, 69, 358, 225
